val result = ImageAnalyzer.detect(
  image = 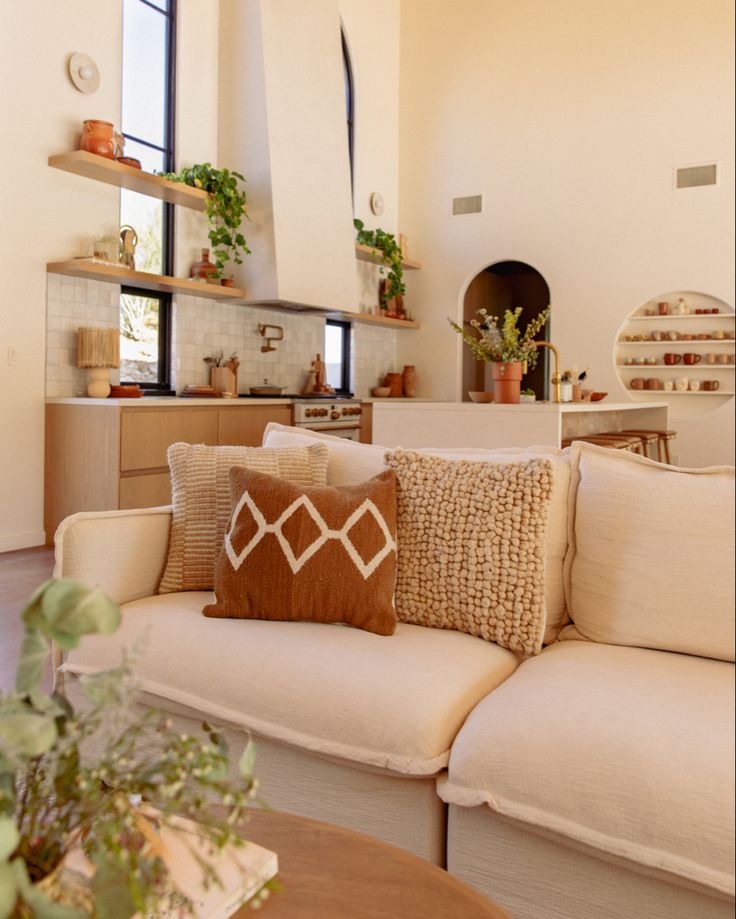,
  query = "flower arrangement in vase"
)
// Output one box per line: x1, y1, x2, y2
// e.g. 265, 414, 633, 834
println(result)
449, 306, 551, 403
0, 579, 268, 917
